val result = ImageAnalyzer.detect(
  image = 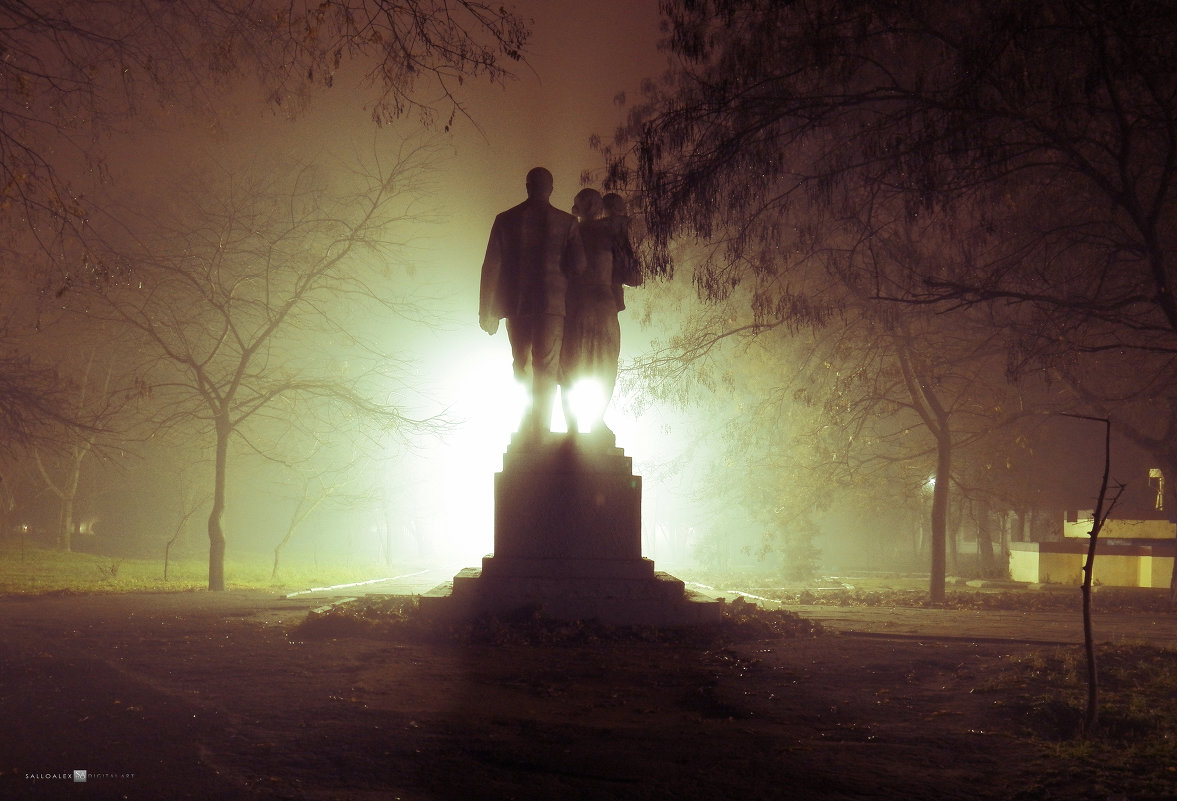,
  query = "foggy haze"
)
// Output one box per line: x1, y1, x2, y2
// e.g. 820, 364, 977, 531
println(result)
1, 0, 705, 586
5, 6, 1176, 797
4, 0, 1170, 594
